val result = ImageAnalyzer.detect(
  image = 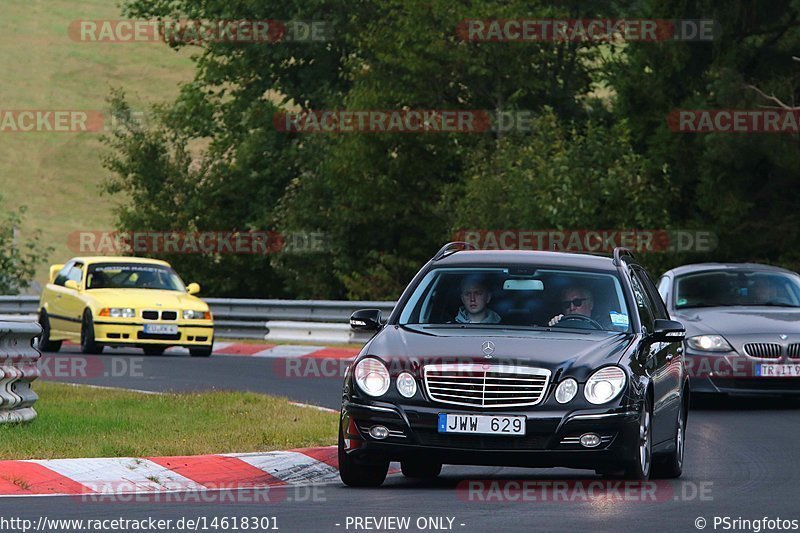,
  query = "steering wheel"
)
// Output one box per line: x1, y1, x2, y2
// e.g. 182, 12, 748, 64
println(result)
554, 314, 604, 330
